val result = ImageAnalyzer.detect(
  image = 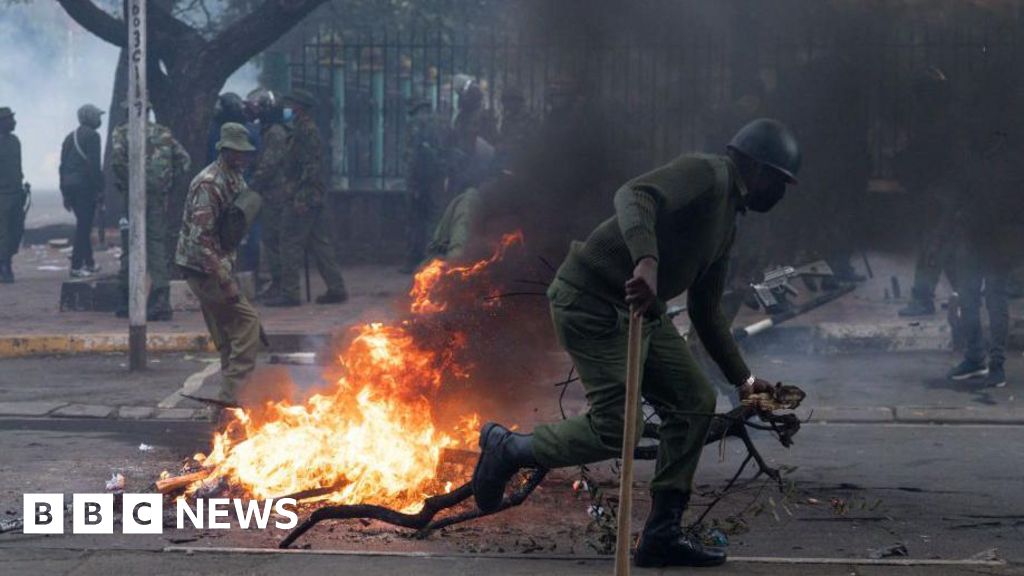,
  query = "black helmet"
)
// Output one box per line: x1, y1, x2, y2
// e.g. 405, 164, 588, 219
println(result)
727, 118, 801, 183
215, 92, 246, 124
